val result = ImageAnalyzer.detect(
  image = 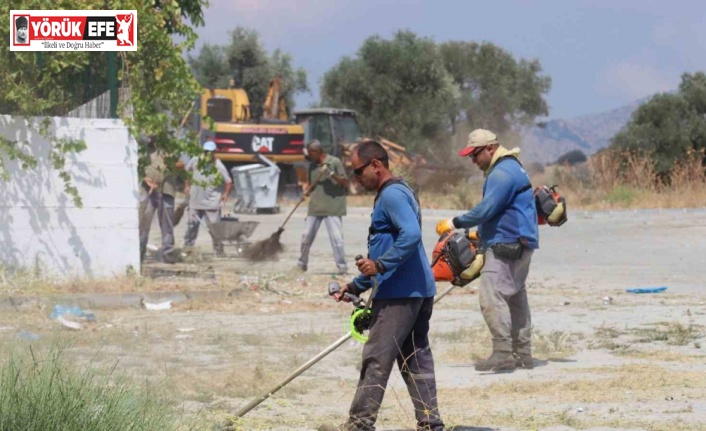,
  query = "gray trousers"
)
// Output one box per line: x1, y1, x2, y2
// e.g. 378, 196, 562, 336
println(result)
298, 216, 346, 272
347, 297, 444, 431
479, 248, 534, 355
139, 191, 175, 260
183, 208, 223, 253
